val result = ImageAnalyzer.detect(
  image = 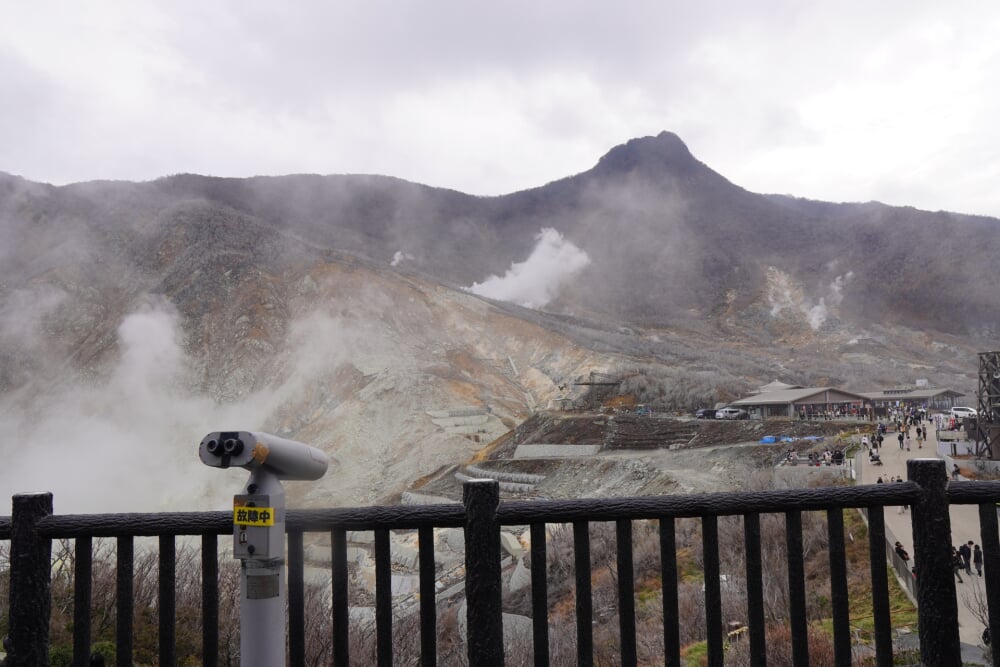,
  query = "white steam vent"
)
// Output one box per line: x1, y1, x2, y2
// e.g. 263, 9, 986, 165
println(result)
766, 267, 854, 330
466, 228, 590, 309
